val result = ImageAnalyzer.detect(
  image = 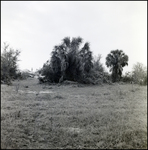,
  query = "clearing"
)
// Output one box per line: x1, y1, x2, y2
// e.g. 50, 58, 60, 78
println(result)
1, 78, 147, 149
